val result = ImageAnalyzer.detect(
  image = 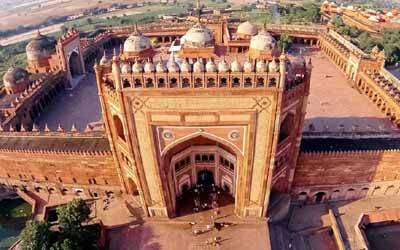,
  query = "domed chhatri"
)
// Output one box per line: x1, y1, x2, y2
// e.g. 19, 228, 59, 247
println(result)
26, 31, 56, 61
3, 66, 30, 94
248, 24, 280, 60
179, 22, 216, 59
237, 21, 258, 39
182, 23, 214, 48
122, 25, 154, 61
